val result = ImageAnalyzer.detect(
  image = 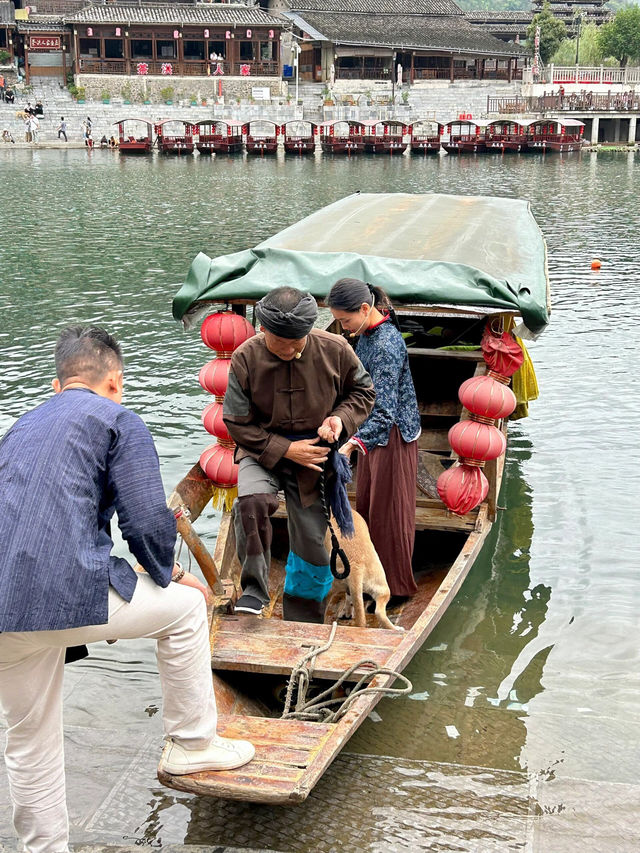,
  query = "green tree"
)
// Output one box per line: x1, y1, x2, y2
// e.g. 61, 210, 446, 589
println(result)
551, 22, 604, 65
597, 5, 640, 66
527, 1, 567, 64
